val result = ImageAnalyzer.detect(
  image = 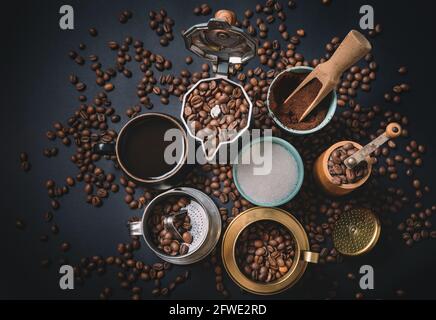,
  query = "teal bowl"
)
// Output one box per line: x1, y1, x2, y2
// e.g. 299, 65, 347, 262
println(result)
233, 136, 304, 207
266, 66, 337, 136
